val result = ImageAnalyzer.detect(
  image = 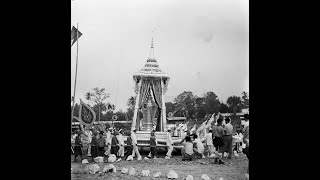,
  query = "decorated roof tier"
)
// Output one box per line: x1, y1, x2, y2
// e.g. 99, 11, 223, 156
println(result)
133, 37, 170, 79
133, 57, 170, 79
